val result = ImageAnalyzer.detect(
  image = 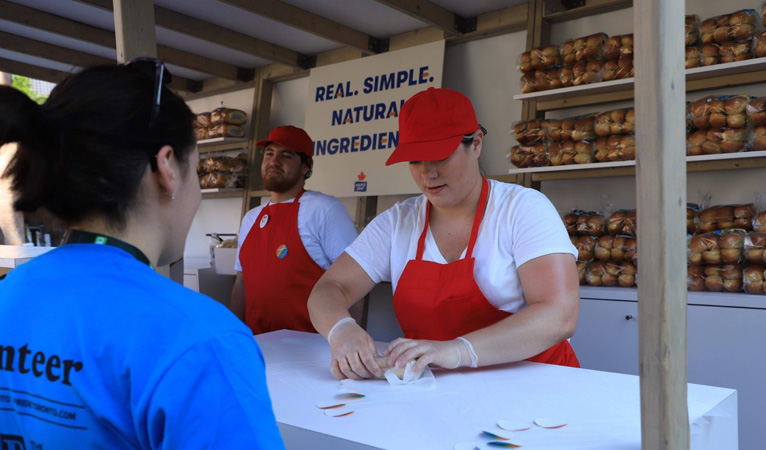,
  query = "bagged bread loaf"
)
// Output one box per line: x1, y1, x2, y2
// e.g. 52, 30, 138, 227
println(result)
586, 261, 636, 287
571, 236, 597, 262
743, 264, 766, 294
719, 40, 753, 64
199, 172, 244, 189
688, 266, 707, 291
687, 206, 700, 234
685, 47, 701, 69
595, 235, 637, 262
576, 261, 589, 285
746, 97, 766, 127
563, 210, 605, 236
195, 127, 209, 141
607, 210, 637, 237
572, 59, 604, 86
509, 144, 548, 168
603, 34, 634, 60
210, 108, 247, 125
700, 43, 720, 66
755, 32, 766, 58
754, 211, 766, 232
511, 119, 544, 145
703, 264, 744, 292
698, 205, 739, 232
603, 57, 633, 81
745, 232, 766, 264
196, 112, 212, 128
208, 124, 245, 138
518, 51, 534, 73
